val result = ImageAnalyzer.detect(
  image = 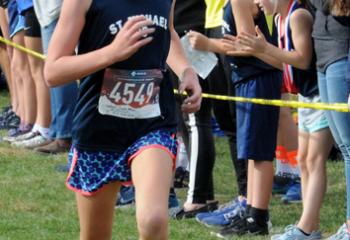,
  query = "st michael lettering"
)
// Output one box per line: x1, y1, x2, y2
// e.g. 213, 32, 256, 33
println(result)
109, 14, 168, 35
